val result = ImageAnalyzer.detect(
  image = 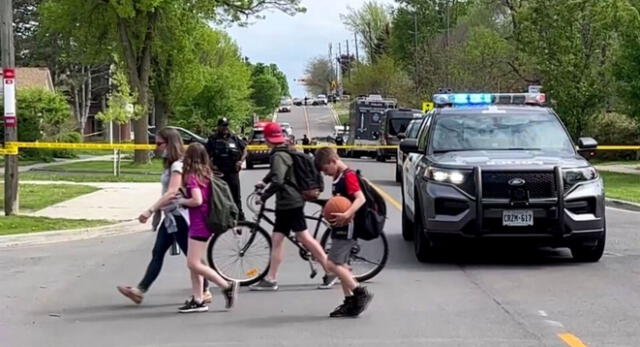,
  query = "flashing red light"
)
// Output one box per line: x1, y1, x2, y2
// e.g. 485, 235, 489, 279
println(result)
3, 68, 15, 79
